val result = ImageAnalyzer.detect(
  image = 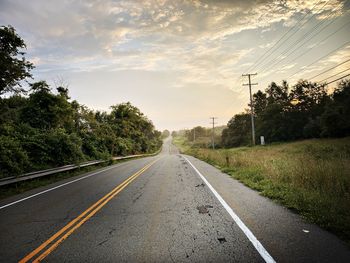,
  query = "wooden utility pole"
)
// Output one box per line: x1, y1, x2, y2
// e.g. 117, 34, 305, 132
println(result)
242, 73, 258, 146
210, 117, 217, 149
